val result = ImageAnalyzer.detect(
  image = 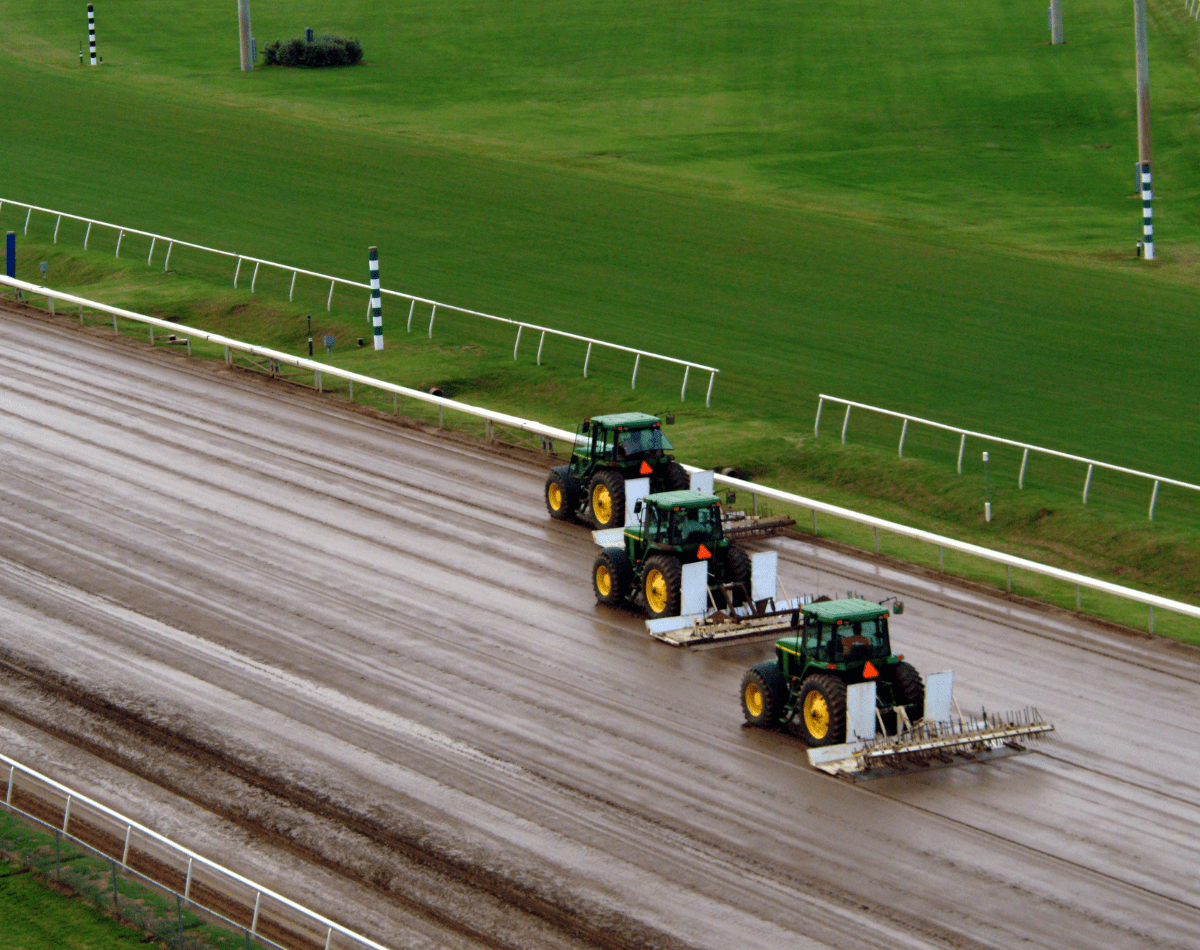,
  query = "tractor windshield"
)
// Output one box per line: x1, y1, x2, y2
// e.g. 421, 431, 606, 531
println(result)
666, 505, 723, 545
811, 618, 889, 664
616, 427, 672, 459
